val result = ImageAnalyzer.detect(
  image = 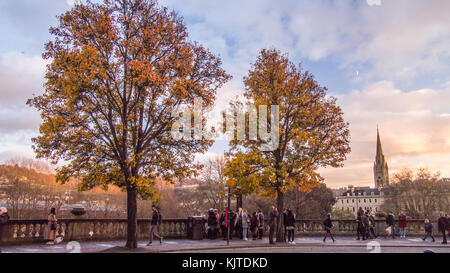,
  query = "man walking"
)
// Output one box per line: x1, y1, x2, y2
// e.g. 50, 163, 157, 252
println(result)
268, 206, 278, 244
386, 212, 395, 239
323, 213, 335, 243
147, 205, 163, 246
